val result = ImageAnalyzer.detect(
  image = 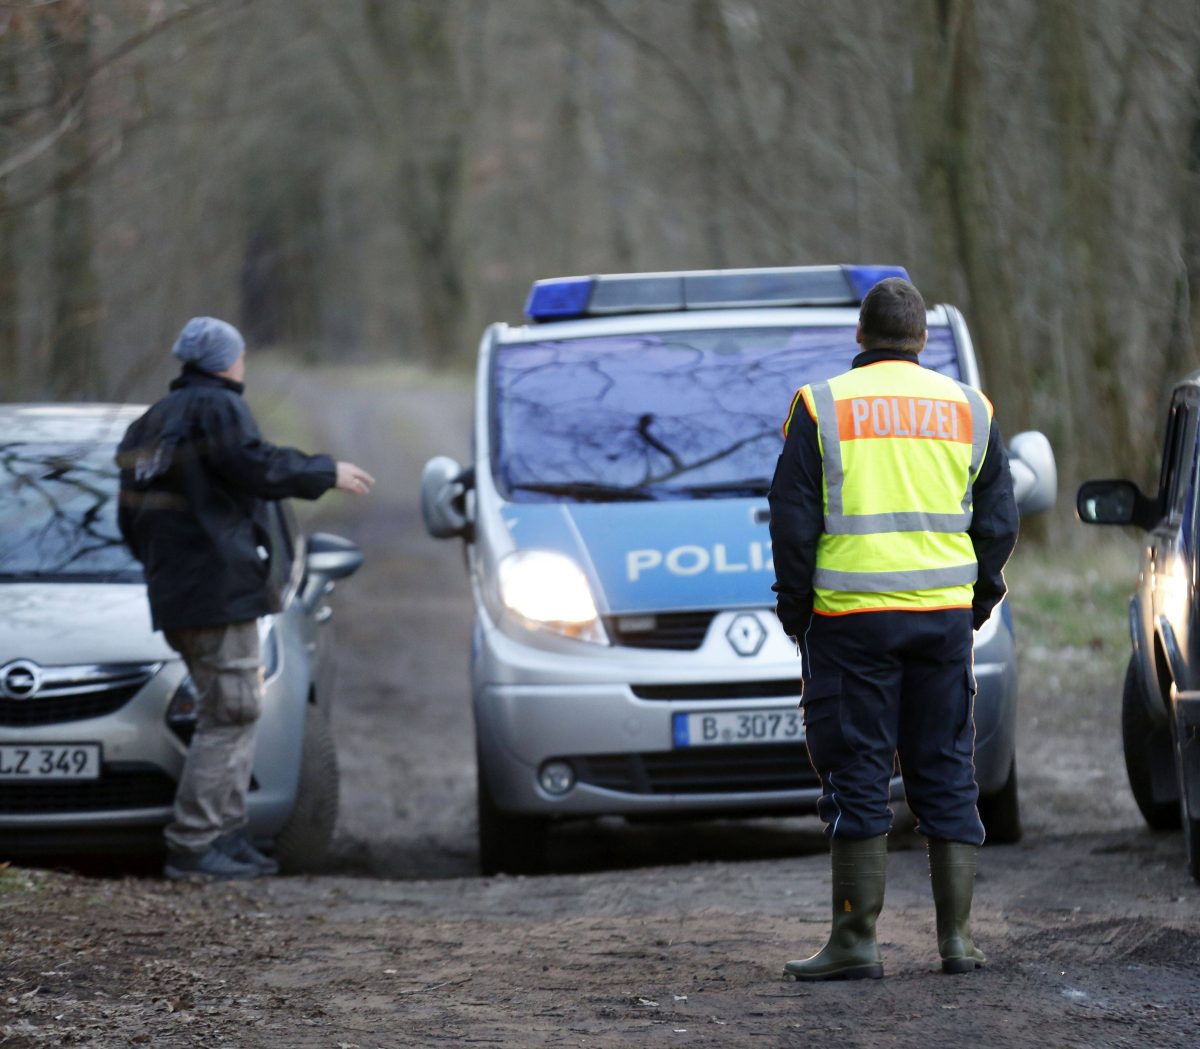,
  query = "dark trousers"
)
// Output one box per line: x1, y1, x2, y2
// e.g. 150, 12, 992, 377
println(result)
800, 608, 985, 845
